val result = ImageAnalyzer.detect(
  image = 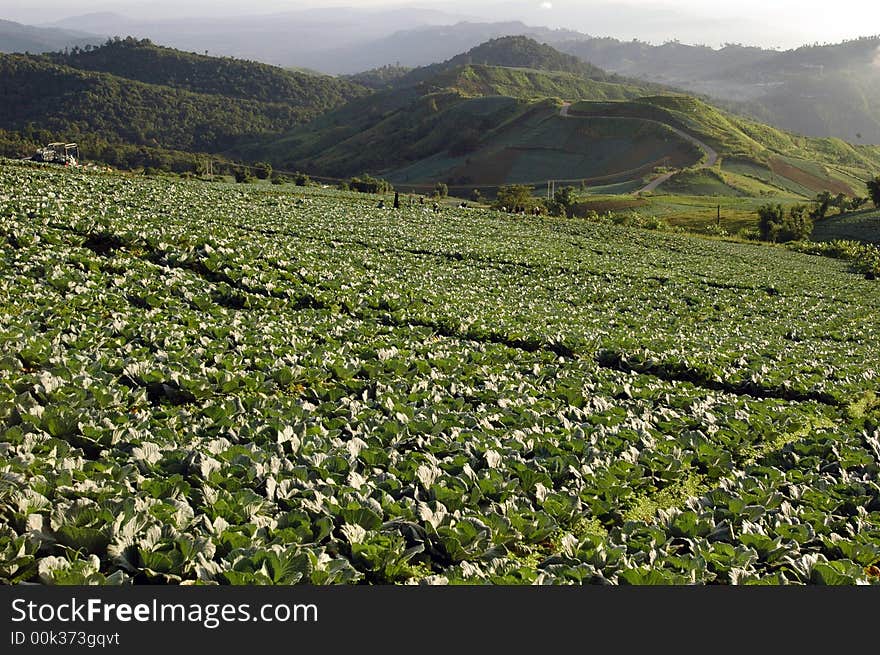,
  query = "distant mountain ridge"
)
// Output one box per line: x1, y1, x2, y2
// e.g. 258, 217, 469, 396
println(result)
43, 37, 366, 108
0, 39, 366, 169
0, 18, 104, 54
235, 36, 880, 199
